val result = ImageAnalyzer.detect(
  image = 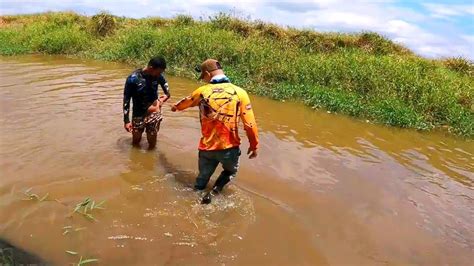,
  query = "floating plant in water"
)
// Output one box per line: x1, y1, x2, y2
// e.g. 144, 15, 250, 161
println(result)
62, 225, 87, 235
65, 250, 78, 255
77, 257, 99, 266
22, 188, 49, 202
65, 251, 98, 265
71, 198, 106, 222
